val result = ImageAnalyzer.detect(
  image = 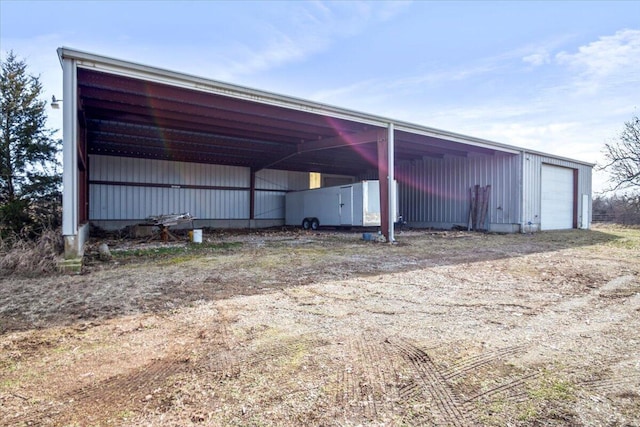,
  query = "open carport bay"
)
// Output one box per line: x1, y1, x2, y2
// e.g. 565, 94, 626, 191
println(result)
1, 226, 639, 426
